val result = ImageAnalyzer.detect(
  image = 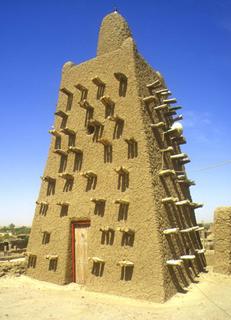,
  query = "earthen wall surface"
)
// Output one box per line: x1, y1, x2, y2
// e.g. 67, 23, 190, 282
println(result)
27, 12, 205, 302
214, 207, 231, 274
